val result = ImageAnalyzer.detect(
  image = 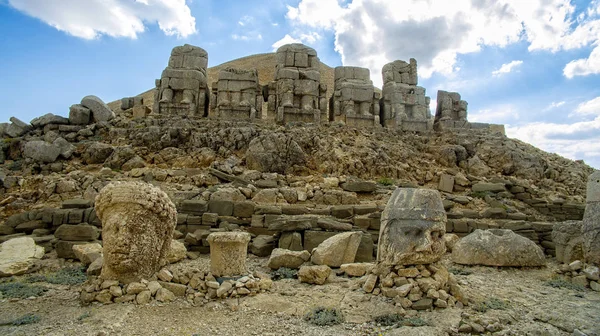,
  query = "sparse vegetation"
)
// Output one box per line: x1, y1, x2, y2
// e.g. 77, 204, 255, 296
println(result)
373, 313, 429, 327
271, 267, 298, 281
449, 268, 473, 276
0, 313, 41, 326
377, 177, 396, 186
544, 278, 585, 291
473, 297, 509, 313
77, 311, 91, 322
304, 307, 344, 326
0, 282, 47, 299
45, 266, 87, 285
